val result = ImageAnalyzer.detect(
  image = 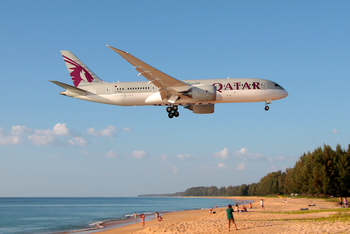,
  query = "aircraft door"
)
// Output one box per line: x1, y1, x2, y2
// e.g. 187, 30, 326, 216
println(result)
106, 86, 112, 94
